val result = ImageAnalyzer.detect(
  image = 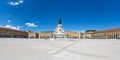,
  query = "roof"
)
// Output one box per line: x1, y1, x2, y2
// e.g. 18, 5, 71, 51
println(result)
94, 28, 120, 33
107, 28, 120, 31
0, 27, 27, 33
